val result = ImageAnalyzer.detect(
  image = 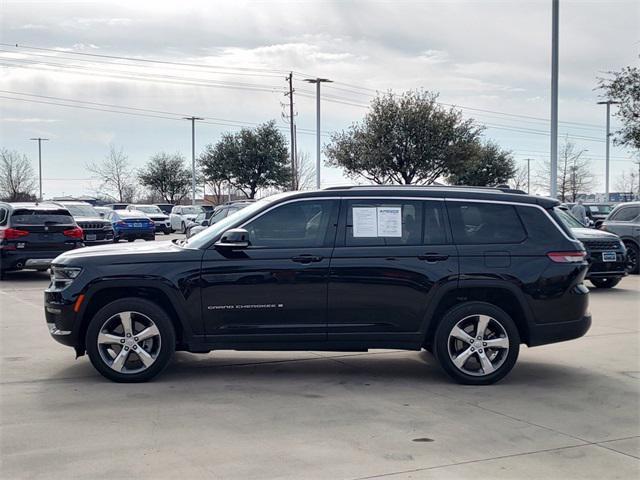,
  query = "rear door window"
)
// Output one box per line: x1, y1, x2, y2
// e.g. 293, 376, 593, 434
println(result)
346, 200, 424, 247
610, 206, 640, 222
10, 209, 74, 226
448, 202, 526, 244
